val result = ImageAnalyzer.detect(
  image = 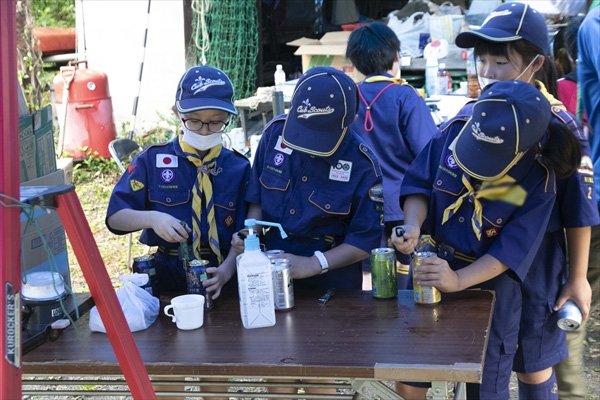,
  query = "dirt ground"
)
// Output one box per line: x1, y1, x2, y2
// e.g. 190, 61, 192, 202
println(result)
58, 171, 599, 398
